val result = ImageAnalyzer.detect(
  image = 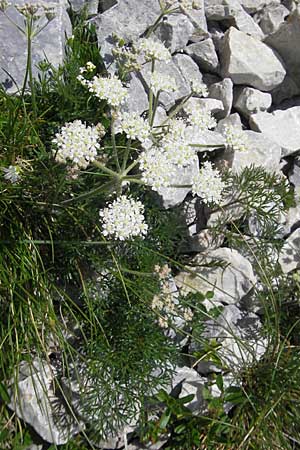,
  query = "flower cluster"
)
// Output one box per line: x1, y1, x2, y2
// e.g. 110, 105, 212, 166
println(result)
180, 0, 202, 10
79, 61, 96, 74
2, 165, 22, 183
150, 71, 177, 95
52, 120, 100, 169
112, 41, 141, 72
186, 103, 217, 131
192, 161, 225, 204
115, 111, 151, 143
162, 121, 197, 167
135, 38, 171, 62
80, 75, 128, 108
191, 80, 209, 97
99, 196, 148, 240
222, 125, 248, 152
139, 147, 175, 191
